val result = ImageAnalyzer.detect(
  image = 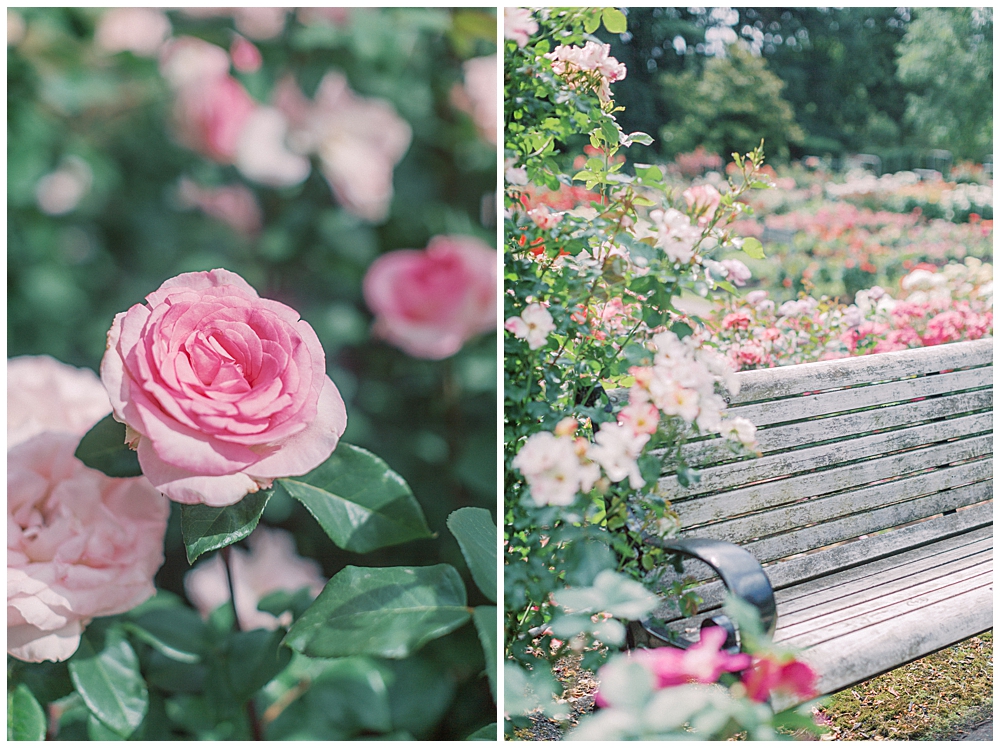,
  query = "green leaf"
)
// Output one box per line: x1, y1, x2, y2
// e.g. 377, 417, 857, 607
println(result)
383, 657, 455, 739
466, 723, 497, 740
257, 587, 316, 621
180, 490, 271, 564
8, 683, 45, 741
583, 12, 601, 34
277, 443, 432, 554
625, 131, 653, 146
225, 629, 292, 702
73, 414, 141, 478
86, 715, 124, 741
447, 508, 497, 602
124, 606, 209, 663
472, 606, 497, 700
602, 7, 628, 33
68, 630, 148, 738
741, 237, 766, 260
284, 565, 471, 659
